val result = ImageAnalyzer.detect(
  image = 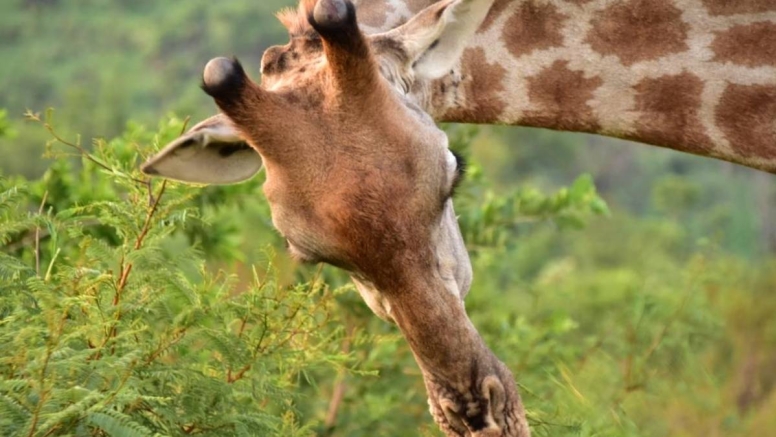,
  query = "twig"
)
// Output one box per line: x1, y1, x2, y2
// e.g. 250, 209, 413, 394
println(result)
133, 180, 167, 251
27, 305, 68, 437
44, 248, 60, 282
145, 328, 187, 365
324, 378, 347, 431
28, 111, 148, 186
180, 115, 191, 135
41, 424, 62, 437
97, 180, 167, 358
34, 191, 48, 276
642, 286, 694, 363
324, 324, 354, 432
5, 218, 101, 252
113, 179, 167, 309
